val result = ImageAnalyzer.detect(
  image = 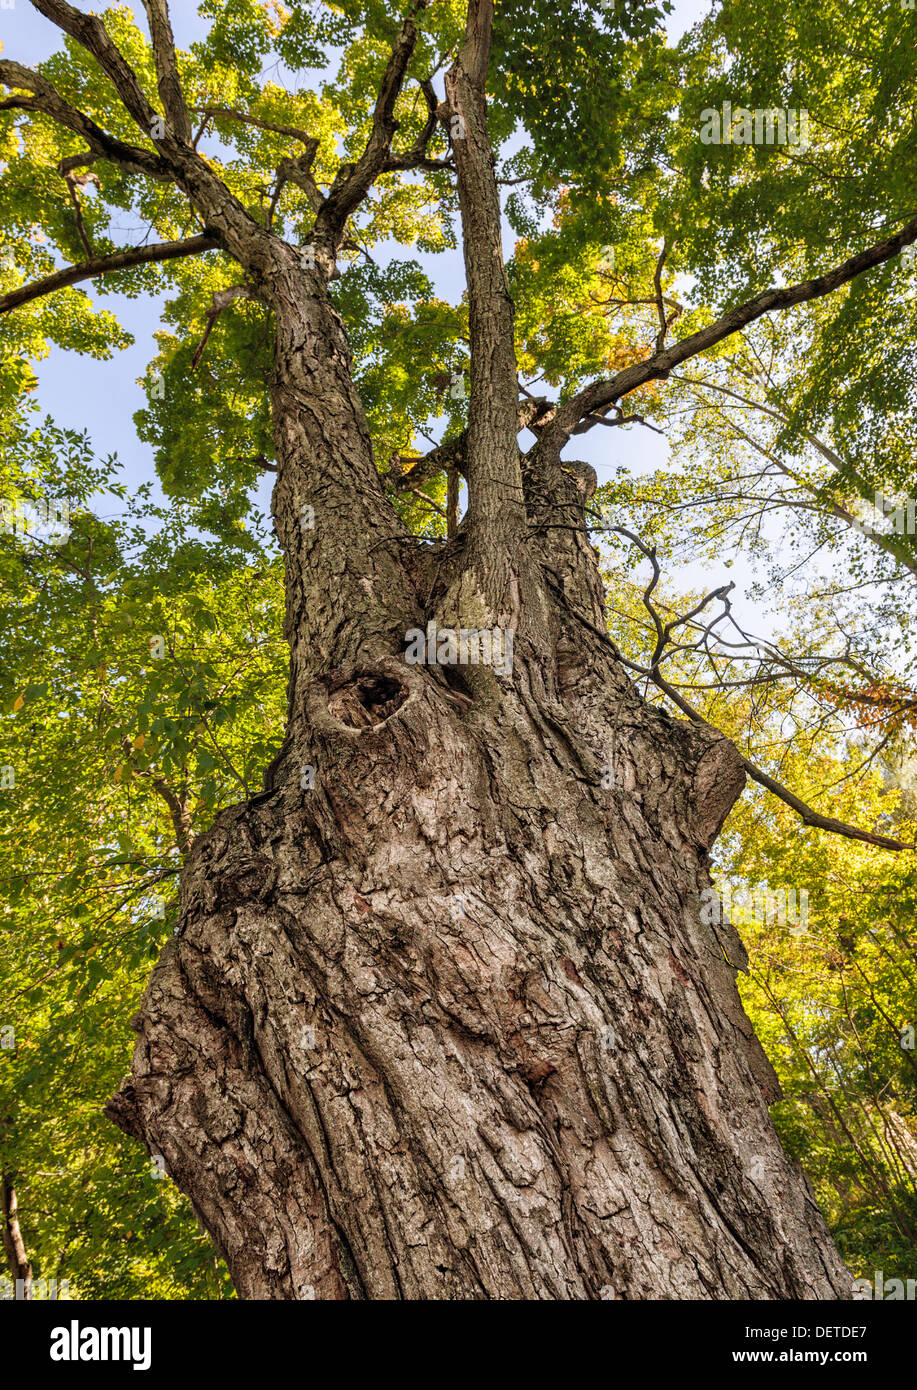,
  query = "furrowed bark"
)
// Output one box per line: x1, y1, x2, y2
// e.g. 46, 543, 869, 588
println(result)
141, 0, 192, 144
12, 0, 855, 1304
108, 603, 852, 1297
442, 0, 527, 637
